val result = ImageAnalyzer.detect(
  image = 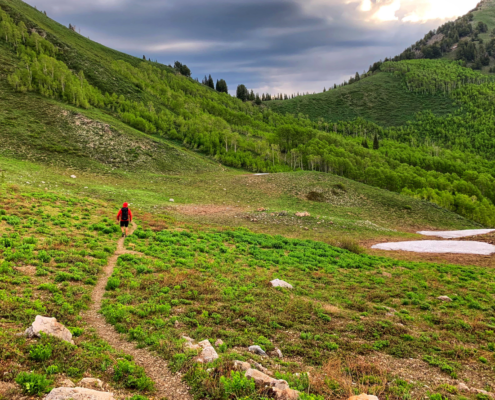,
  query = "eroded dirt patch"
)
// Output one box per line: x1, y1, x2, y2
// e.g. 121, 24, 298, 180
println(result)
174, 204, 245, 216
